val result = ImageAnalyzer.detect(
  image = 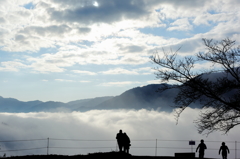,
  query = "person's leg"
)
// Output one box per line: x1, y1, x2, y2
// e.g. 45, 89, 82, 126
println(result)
123, 145, 126, 153
119, 143, 123, 152
222, 154, 225, 159
224, 154, 227, 159
125, 146, 129, 154
223, 153, 227, 159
